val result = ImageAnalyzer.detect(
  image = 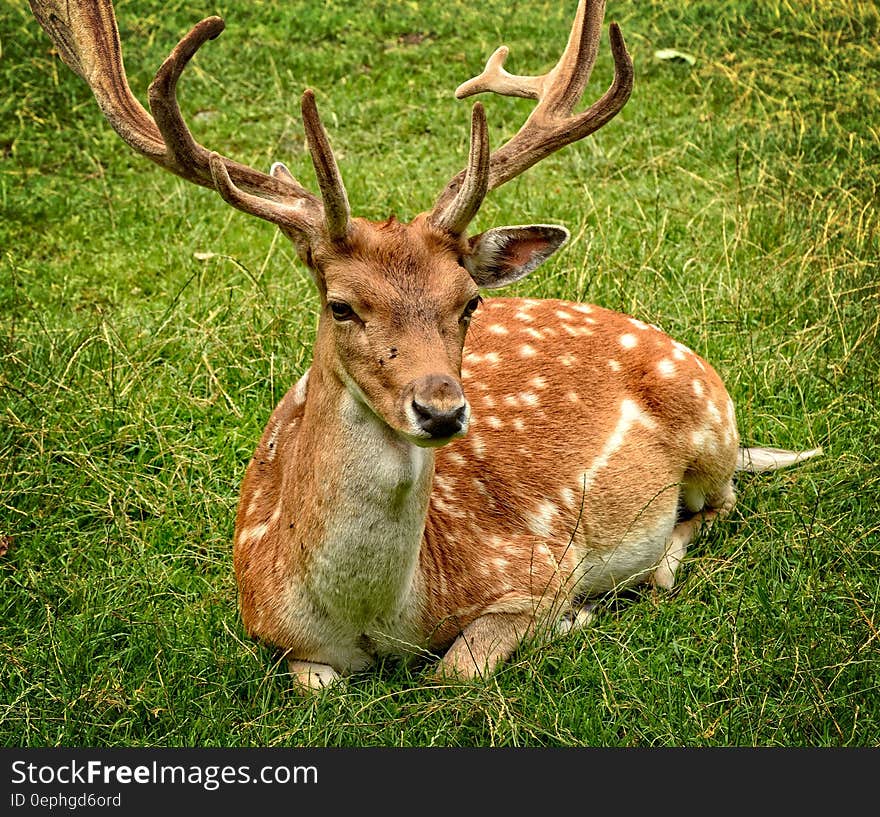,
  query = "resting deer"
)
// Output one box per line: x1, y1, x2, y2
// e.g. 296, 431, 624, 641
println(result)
32, 0, 820, 689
